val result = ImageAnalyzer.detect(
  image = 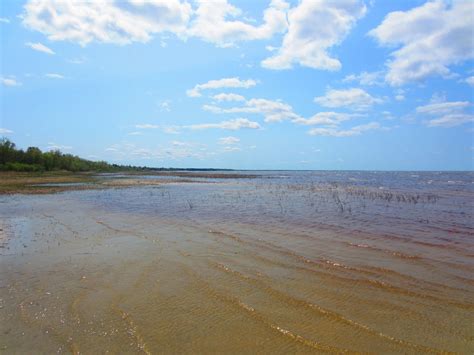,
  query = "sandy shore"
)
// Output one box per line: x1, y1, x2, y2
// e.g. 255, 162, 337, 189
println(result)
0, 171, 222, 195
